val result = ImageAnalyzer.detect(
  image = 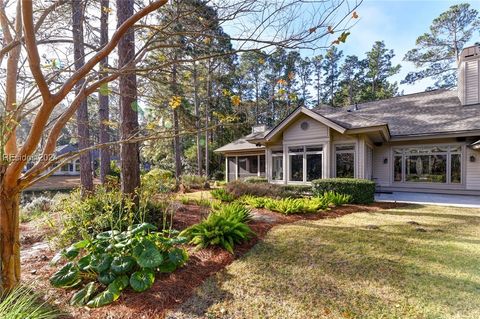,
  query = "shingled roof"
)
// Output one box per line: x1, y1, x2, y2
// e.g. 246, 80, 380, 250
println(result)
214, 130, 267, 153
215, 89, 480, 153
316, 89, 480, 137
